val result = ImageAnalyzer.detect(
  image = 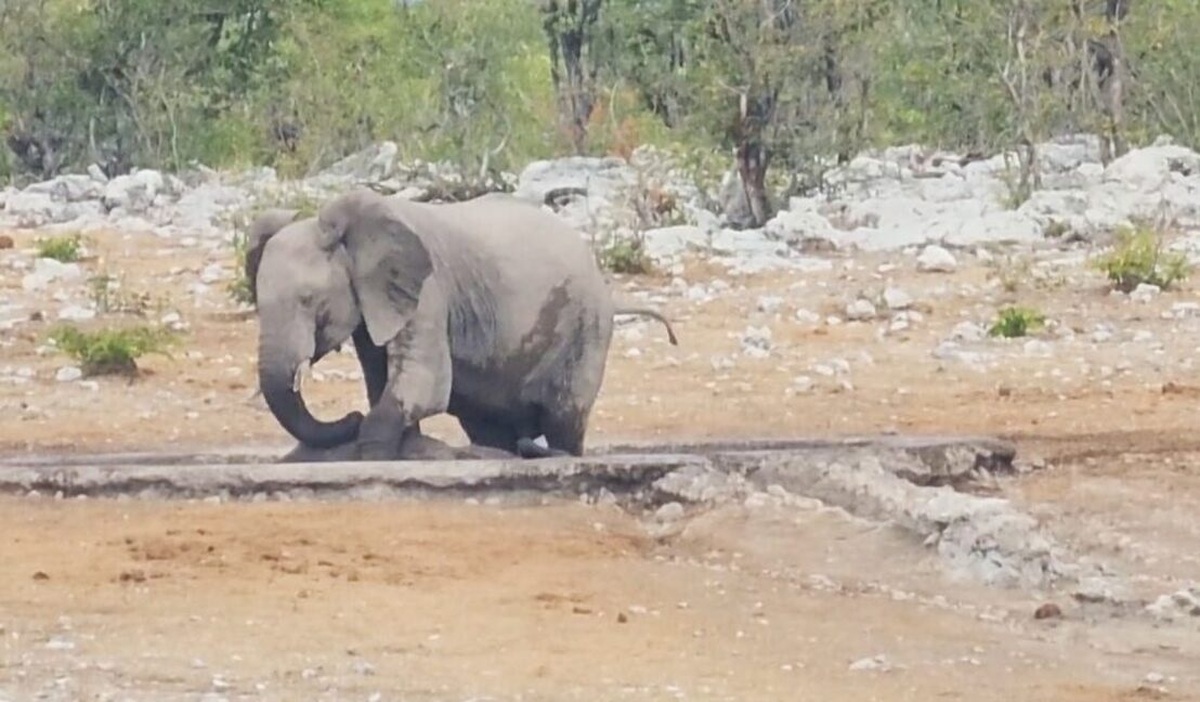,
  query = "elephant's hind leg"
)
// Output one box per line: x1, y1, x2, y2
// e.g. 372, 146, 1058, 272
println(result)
537, 407, 588, 457
456, 413, 520, 454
